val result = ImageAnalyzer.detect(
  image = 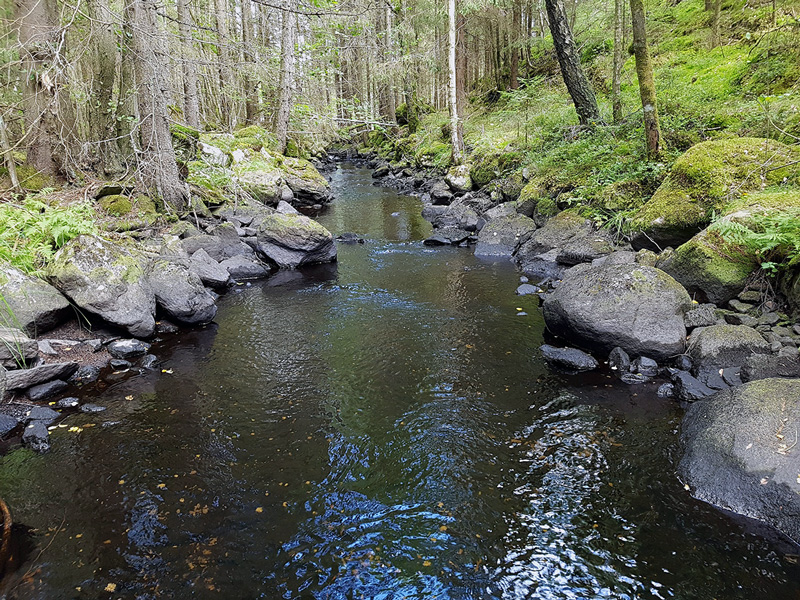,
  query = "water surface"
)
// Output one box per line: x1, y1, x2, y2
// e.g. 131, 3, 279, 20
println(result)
1, 163, 798, 599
